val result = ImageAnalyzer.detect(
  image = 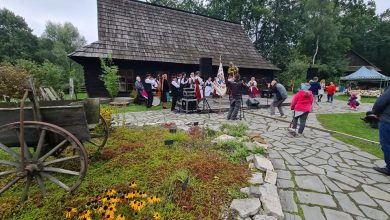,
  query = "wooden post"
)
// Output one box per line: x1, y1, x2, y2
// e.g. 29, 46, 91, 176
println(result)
69, 78, 75, 100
